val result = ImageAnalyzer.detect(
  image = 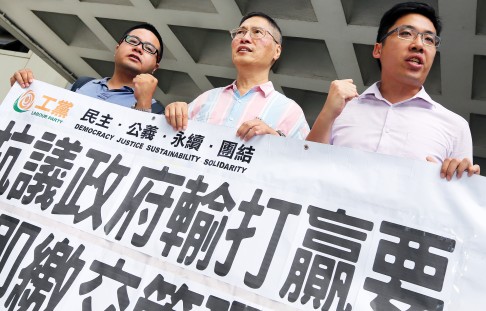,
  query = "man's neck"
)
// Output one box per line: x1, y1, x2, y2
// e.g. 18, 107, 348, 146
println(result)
235, 69, 269, 95
378, 80, 422, 104
106, 70, 136, 90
